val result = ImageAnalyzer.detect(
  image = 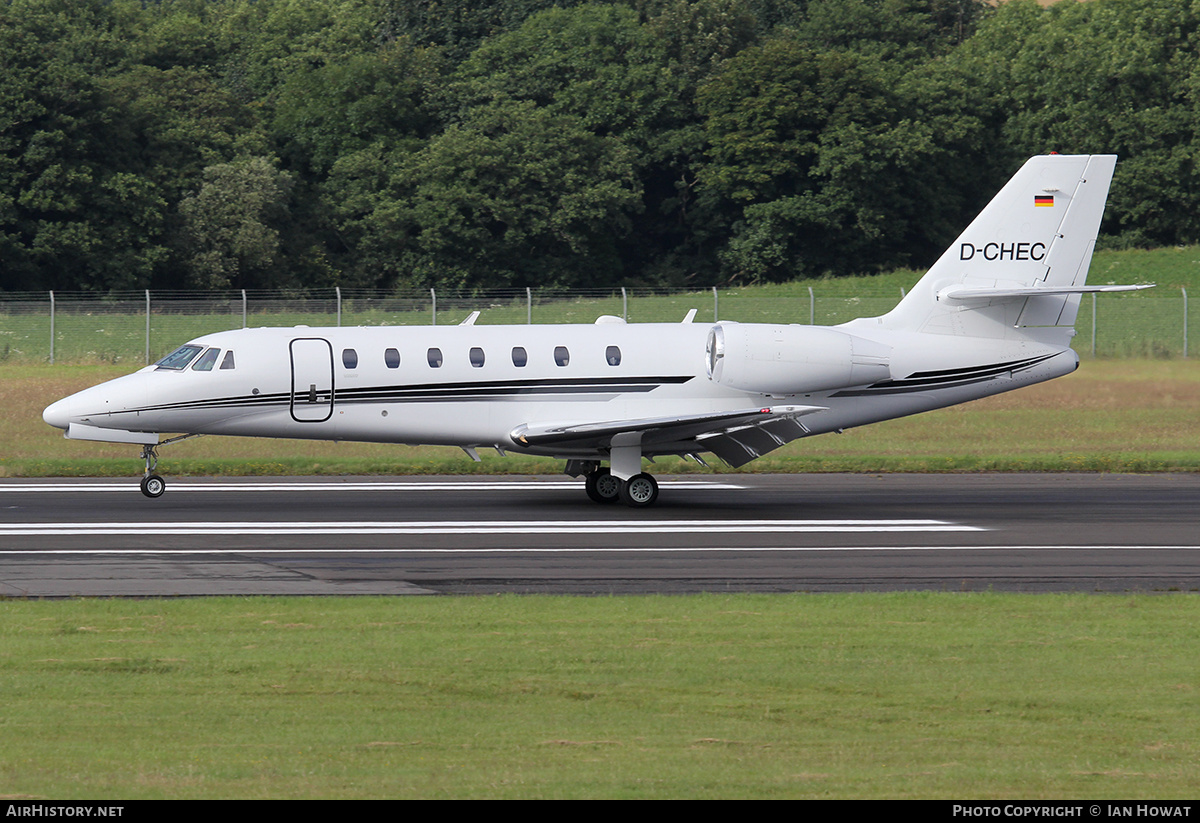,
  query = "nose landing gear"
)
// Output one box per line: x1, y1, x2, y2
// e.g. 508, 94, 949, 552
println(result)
135, 434, 201, 499
139, 444, 166, 498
